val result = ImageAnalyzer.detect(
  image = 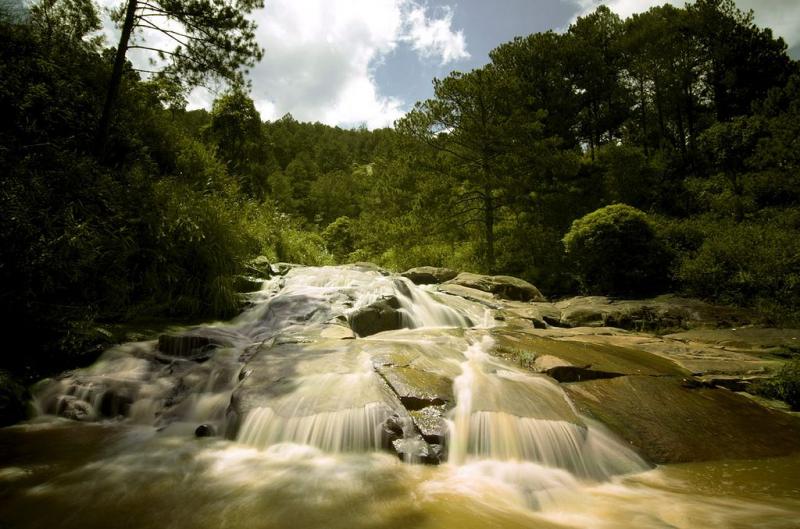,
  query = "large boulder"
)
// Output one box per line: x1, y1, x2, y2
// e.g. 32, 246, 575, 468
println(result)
554, 295, 754, 331
401, 267, 458, 285
444, 272, 545, 302
0, 371, 28, 426
565, 375, 800, 464
348, 297, 404, 337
